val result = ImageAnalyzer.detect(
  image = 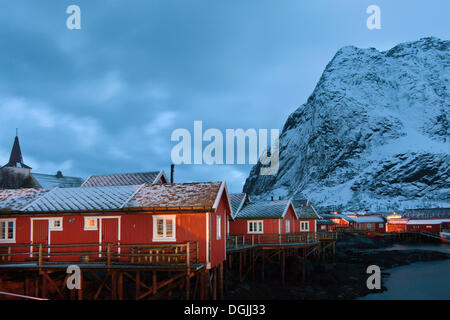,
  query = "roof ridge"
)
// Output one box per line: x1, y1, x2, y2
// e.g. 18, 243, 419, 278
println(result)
120, 184, 146, 209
